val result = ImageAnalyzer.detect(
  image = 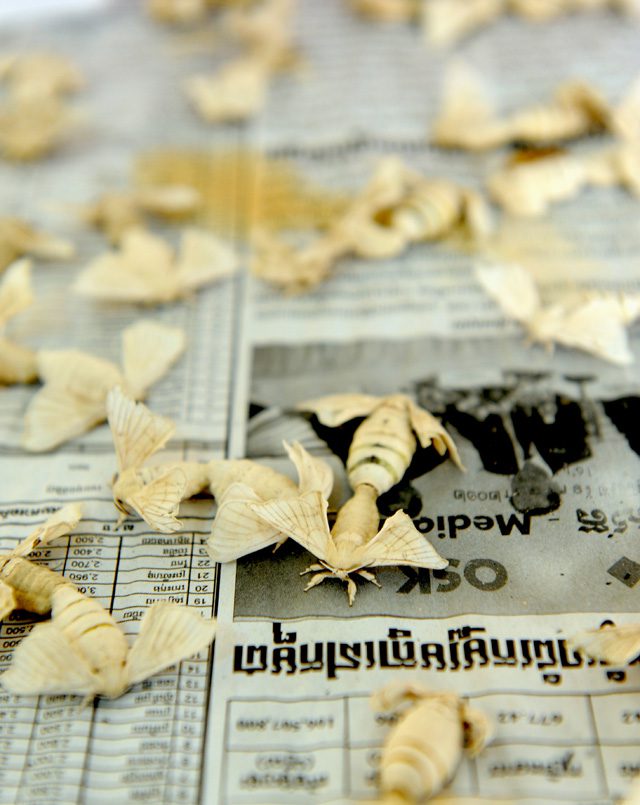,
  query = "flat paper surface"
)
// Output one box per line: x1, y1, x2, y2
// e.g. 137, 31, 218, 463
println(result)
0, 2, 639, 804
